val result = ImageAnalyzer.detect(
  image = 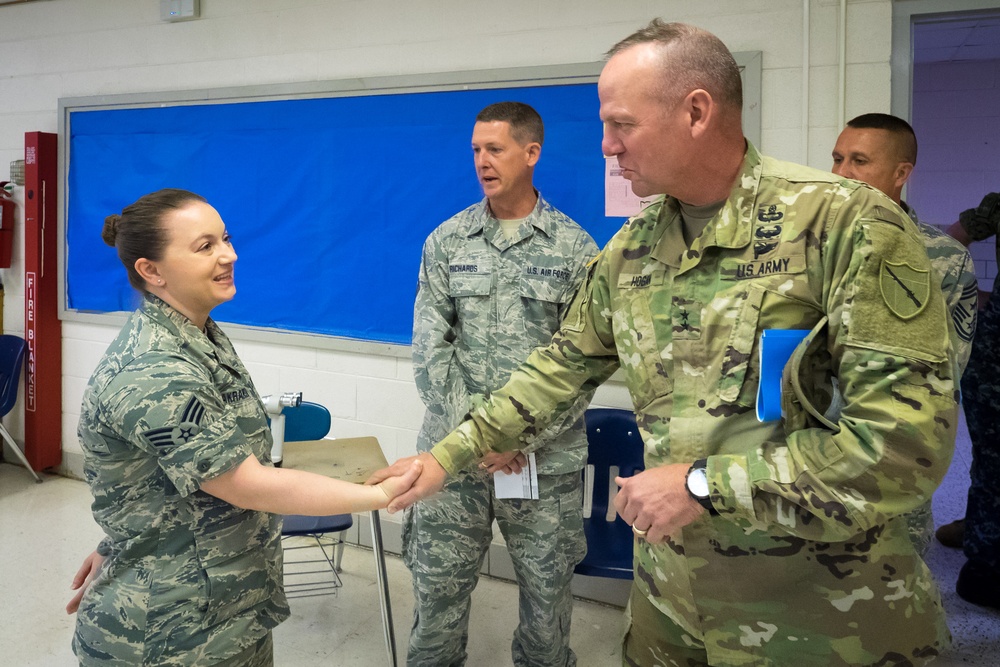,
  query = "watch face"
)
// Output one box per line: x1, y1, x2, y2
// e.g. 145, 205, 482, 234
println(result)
687, 468, 710, 498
